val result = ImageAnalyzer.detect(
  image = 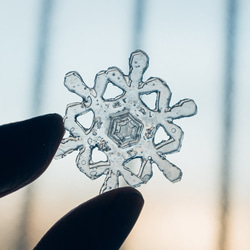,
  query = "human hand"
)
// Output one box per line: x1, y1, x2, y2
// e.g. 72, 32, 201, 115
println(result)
0, 114, 144, 249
